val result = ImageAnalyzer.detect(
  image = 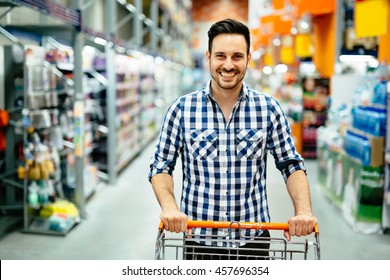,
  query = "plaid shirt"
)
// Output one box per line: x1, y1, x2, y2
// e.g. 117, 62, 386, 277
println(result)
149, 81, 305, 246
